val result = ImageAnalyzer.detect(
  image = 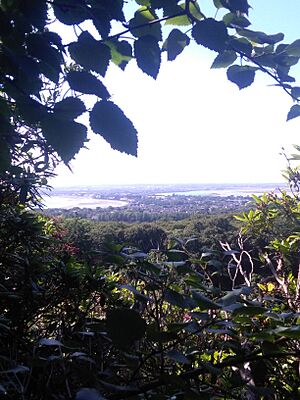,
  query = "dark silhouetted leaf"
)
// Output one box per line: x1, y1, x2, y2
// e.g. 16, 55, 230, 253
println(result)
42, 118, 87, 163
192, 291, 221, 310
90, 101, 138, 156
192, 18, 228, 53
53, 0, 87, 25
223, 12, 250, 28
134, 35, 161, 78
230, 37, 252, 56
166, 349, 190, 364
106, 308, 146, 348
220, 0, 250, 14
39, 338, 63, 346
227, 65, 256, 89
291, 87, 300, 99
68, 32, 110, 76
67, 71, 110, 99
237, 28, 284, 45
287, 104, 300, 121
211, 50, 237, 68
76, 388, 106, 400
53, 97, 86, 119
164, 29, 190, 61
